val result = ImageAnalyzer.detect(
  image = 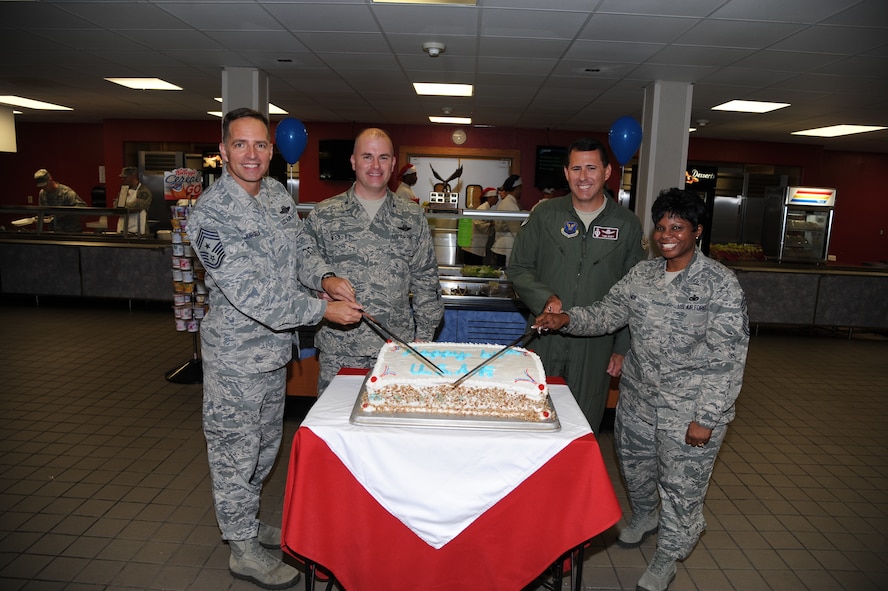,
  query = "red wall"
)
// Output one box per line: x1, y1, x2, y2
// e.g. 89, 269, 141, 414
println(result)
1, 123, 104, 205
818, 152, 888, 266
1, 119, 886, 265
